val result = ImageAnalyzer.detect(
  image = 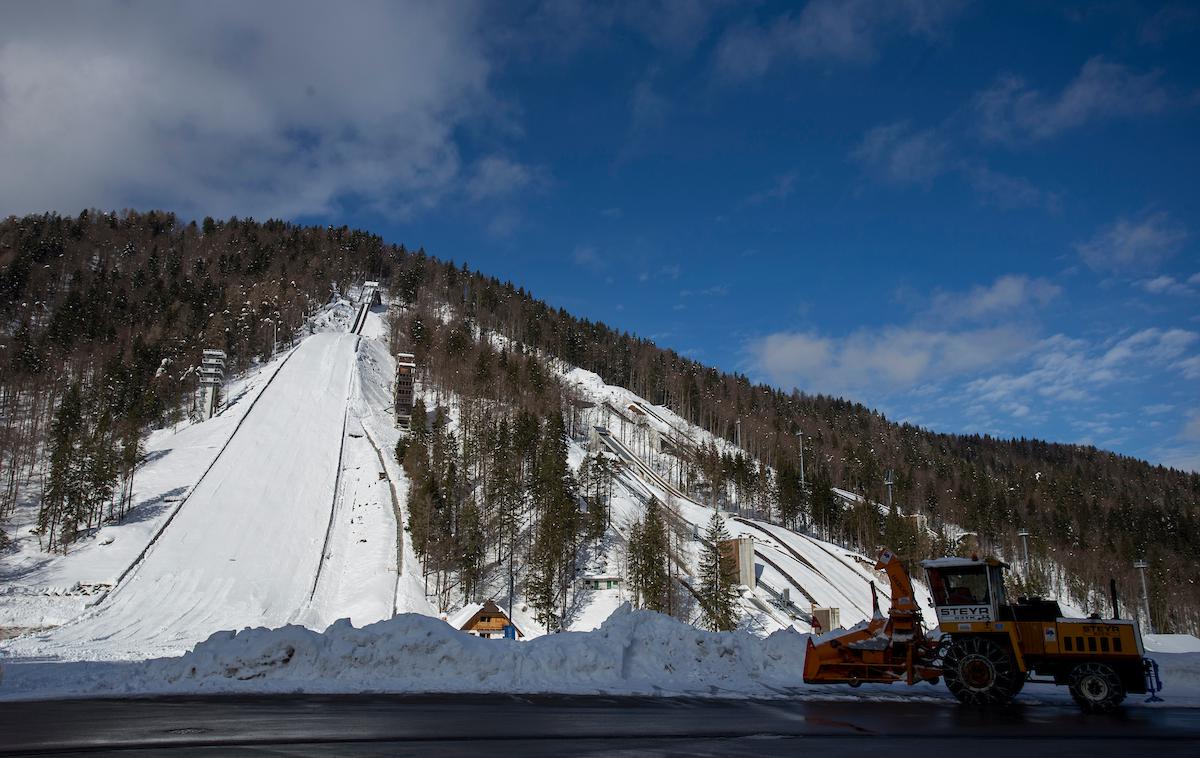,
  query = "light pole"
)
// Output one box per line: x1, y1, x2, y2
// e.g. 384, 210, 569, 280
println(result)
1017, 530, 1031, 582
798, 431, 806, 531
1134, 560, 1153, 634
264, 318, 277, 358
797, 431, 805, 488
